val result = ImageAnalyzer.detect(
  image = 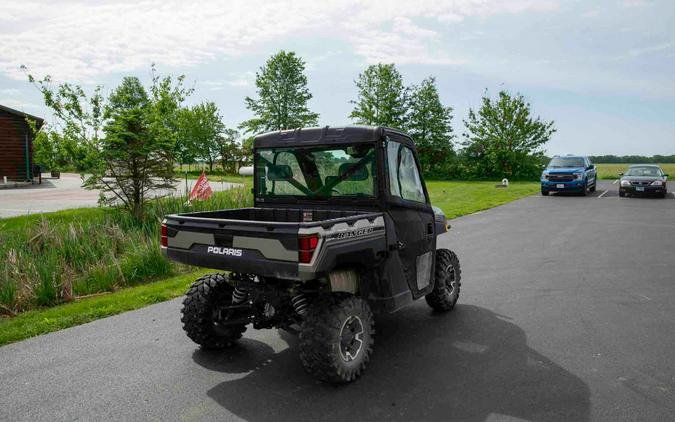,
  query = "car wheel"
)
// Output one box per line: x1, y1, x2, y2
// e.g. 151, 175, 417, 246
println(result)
181, 273, 247, 349
425, 249, 462, 312
619, 190, 625, 197
579, 182, 587, 196
299, 293, 374, 383
541, 189, 549, 196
